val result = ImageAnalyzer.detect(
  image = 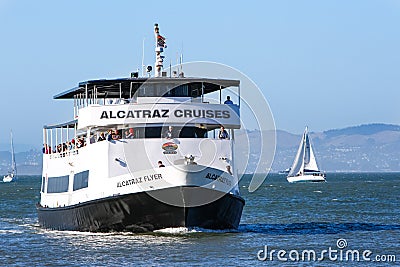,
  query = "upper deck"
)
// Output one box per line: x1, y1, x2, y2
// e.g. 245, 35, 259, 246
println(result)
53, 77, 241, 130
54, 77, 240, 100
